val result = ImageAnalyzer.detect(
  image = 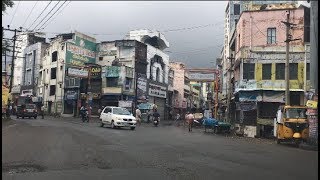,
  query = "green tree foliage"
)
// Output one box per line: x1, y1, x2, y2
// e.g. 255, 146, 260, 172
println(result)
2, 0, 14, 53
2, 0, 14, 14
